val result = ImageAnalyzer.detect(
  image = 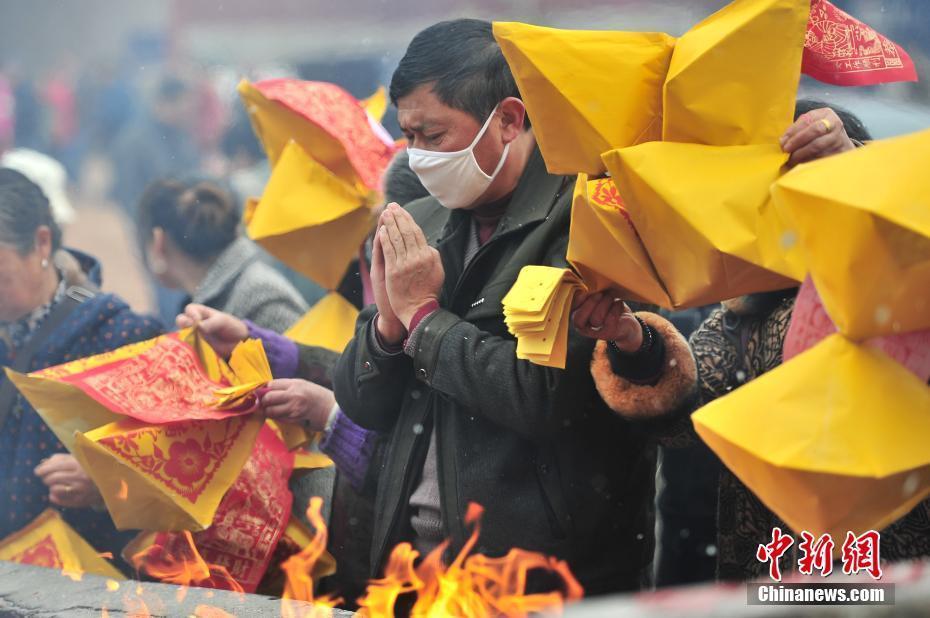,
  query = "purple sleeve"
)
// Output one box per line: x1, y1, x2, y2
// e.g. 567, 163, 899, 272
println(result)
320, 408, 378, 492
244, 320, 300, 379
